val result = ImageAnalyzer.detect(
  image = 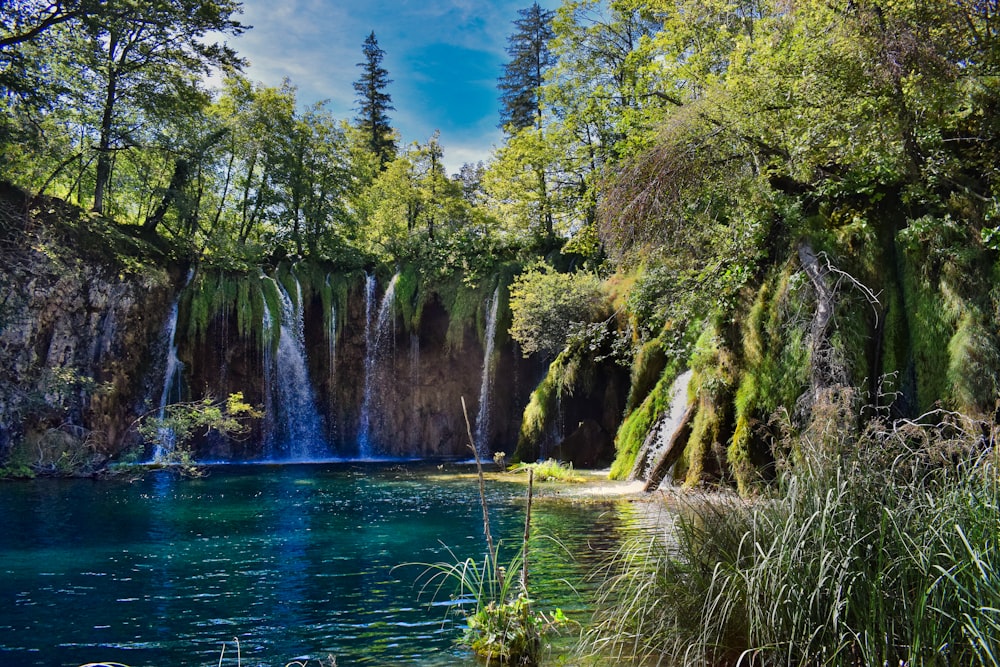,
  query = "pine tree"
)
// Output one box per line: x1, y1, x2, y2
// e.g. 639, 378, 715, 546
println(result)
497, 2, 556, 133
353, 31, 395, 169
